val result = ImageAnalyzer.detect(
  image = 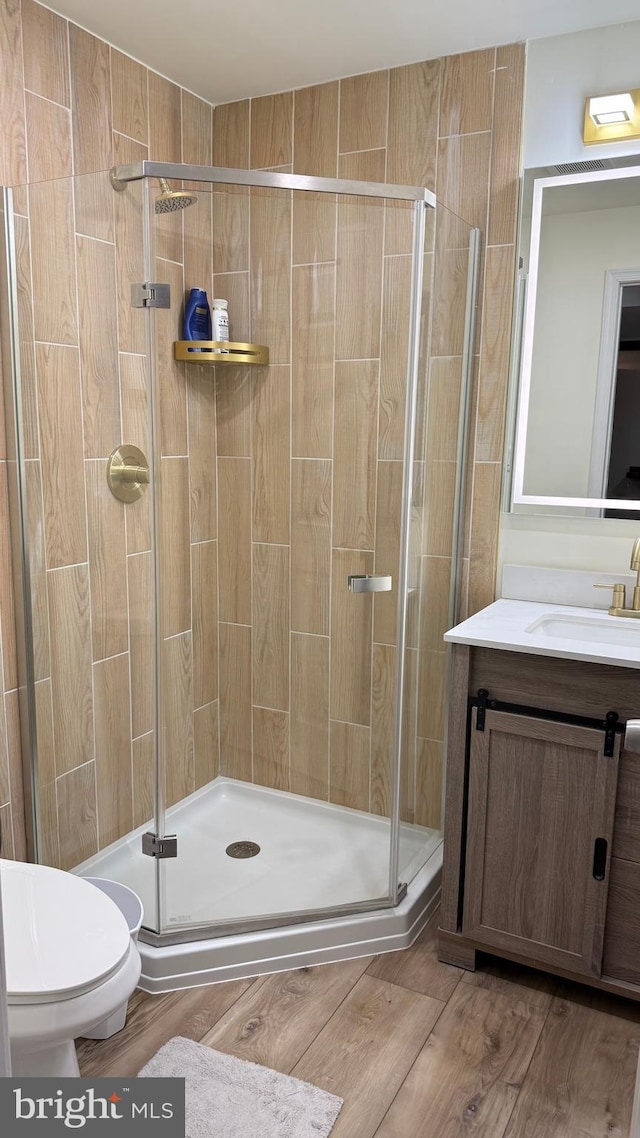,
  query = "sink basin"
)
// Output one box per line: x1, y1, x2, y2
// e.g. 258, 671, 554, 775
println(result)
526, 613, 640, 648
